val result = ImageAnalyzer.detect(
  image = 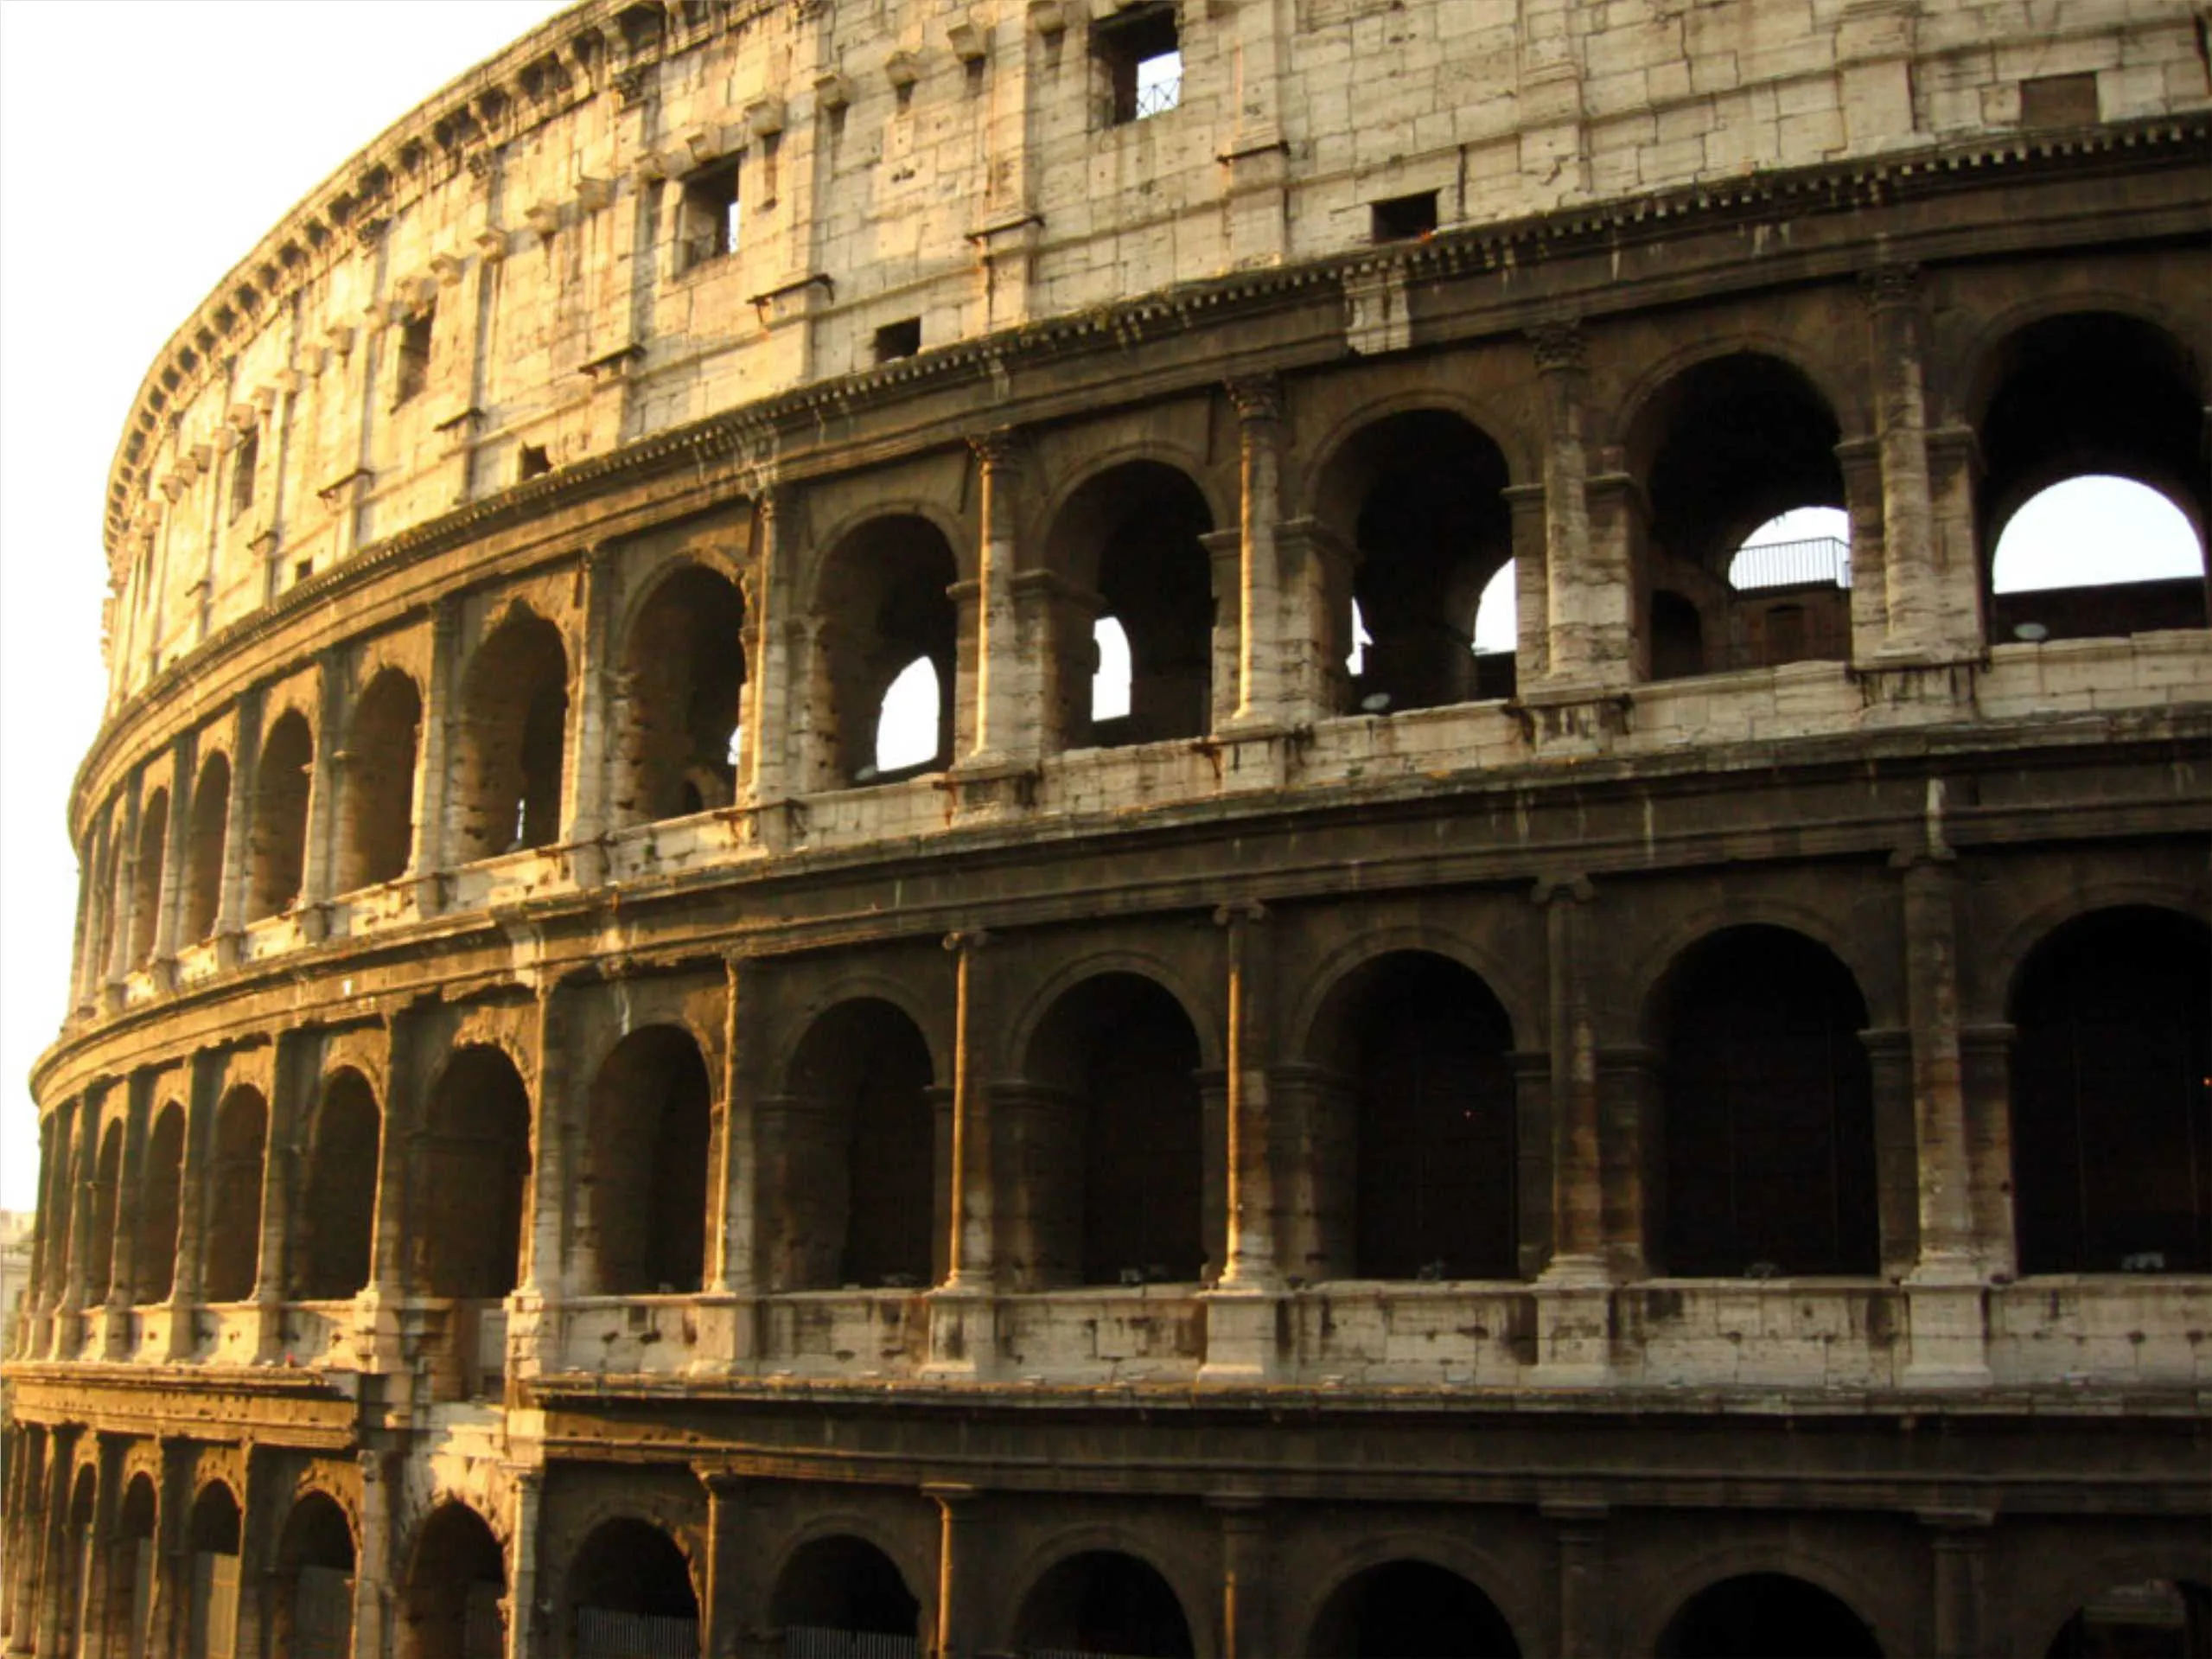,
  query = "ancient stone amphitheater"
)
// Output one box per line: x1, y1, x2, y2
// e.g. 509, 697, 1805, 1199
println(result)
6, 0, 2209, 1653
